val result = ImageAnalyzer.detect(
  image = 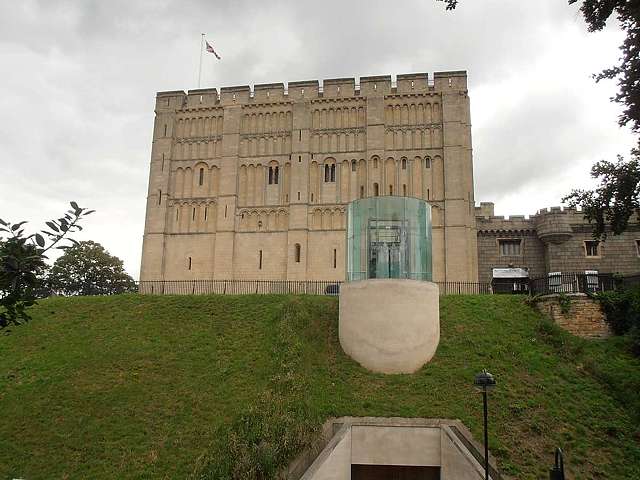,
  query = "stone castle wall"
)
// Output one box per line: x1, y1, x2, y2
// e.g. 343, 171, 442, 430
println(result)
476, 204, 640, 283
140, 72, 478, 282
